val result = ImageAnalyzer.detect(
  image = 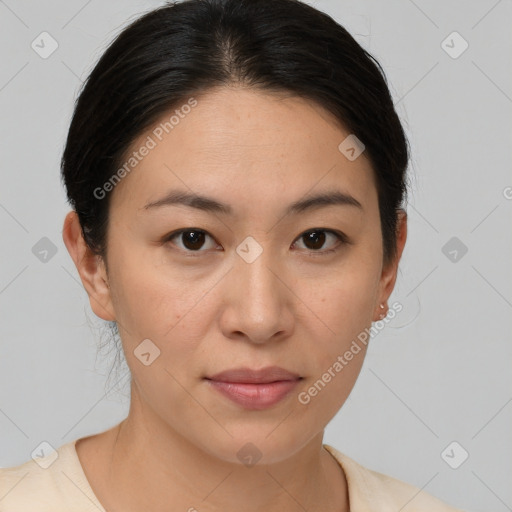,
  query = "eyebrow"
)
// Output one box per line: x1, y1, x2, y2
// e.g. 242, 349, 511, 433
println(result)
142, 189, 363, 215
